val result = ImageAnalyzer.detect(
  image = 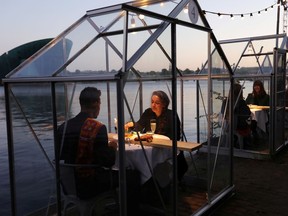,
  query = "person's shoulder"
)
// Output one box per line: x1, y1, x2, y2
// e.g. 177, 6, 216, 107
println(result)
245, 93, 253, 101
91, 118, 103, 123
239, 99, 247, 104
240, 99, 250, 108
57, 122, 65, 132
86, 118, 107, 134
146, 107, 152, 111
99, 123, 107, 133
167, 109, 174, 114
82, 118, 106, 130
161, 108, 172, 114
165, 109, 176, 118
57, 115, 78, 131
143, 107, 153, 114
